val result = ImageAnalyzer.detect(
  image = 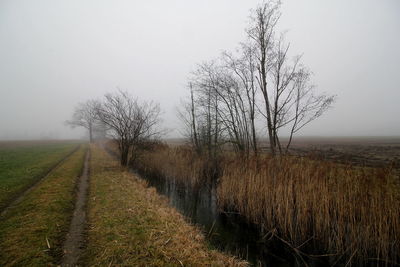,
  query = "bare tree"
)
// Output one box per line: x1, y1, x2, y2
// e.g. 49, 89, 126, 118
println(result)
181, 1, 335, 157
96, 90, 161, 166
247, 1, 281, 155
222, 44, 259, 156
185, 59, 257, 157
284, 68, 335, 152
177, 83, 202, 154
247, 2, 335, 155
189, 61, 224, 158
66, 99, 99, 143
92, 121, 108, 140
